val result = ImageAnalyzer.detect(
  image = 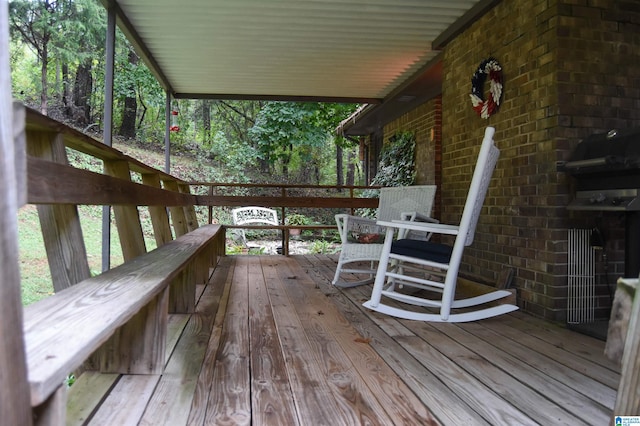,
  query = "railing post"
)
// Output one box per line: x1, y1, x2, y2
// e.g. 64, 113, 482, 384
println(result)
208, 184, 214, 224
